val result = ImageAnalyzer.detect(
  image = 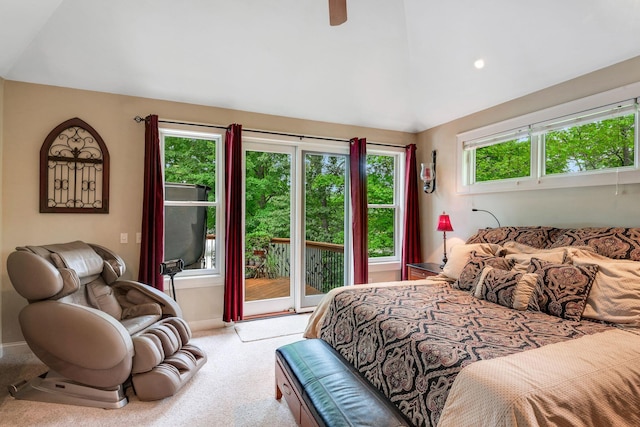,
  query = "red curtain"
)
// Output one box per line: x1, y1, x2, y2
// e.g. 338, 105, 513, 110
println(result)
401, 144, 422, 280
138, 115, 164, 290
349, 137, 368, 285
223, 124, 243, 322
